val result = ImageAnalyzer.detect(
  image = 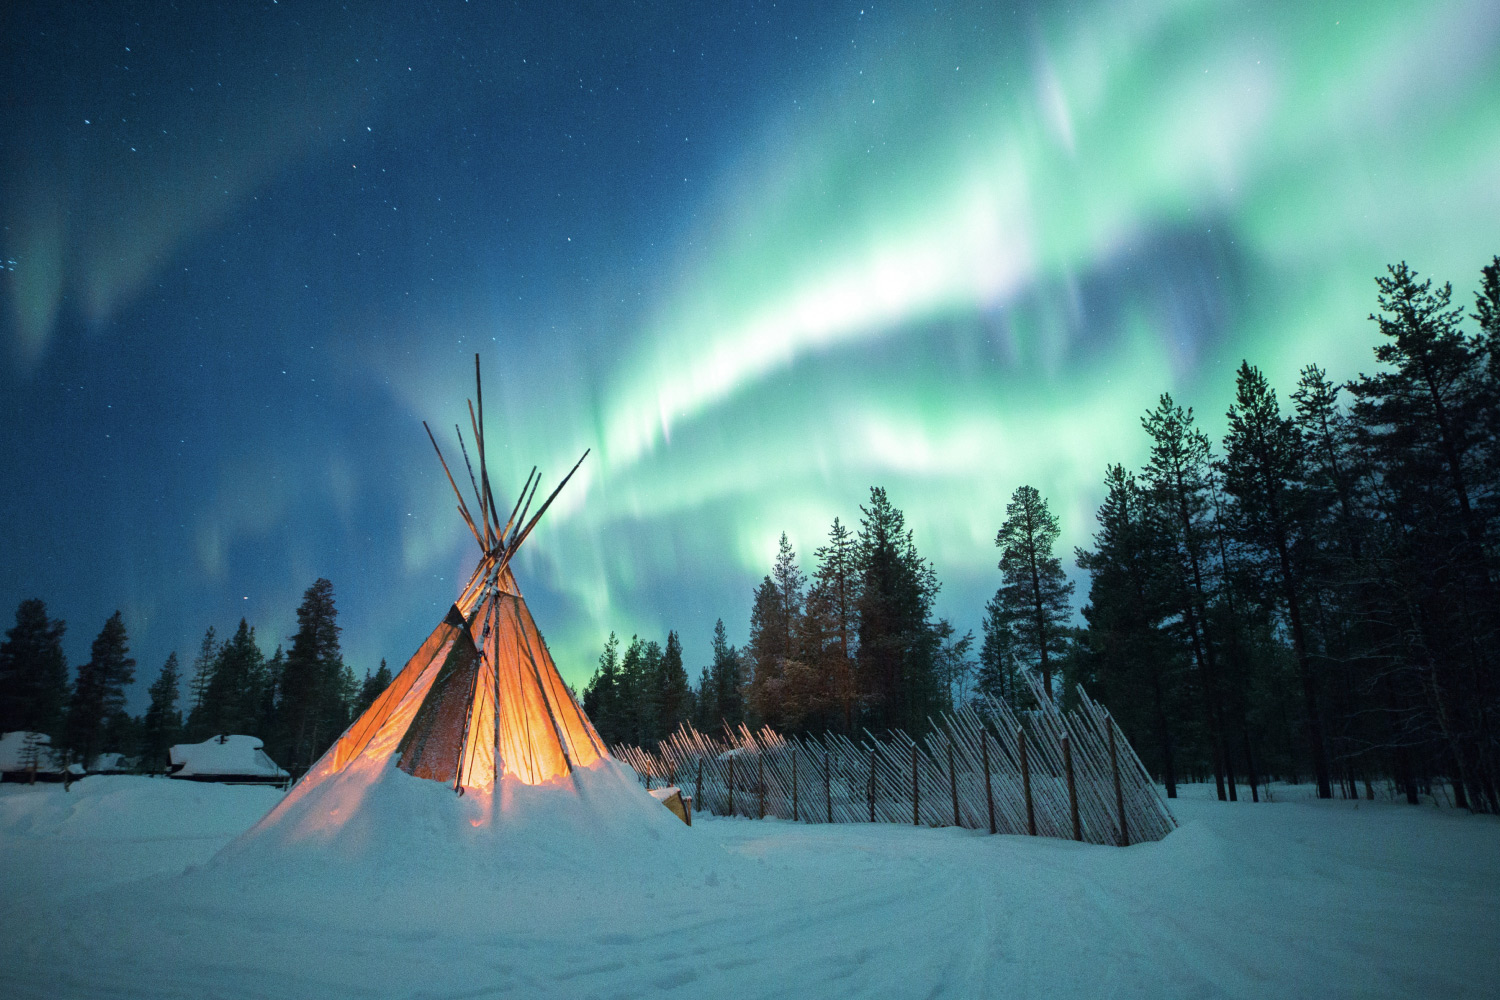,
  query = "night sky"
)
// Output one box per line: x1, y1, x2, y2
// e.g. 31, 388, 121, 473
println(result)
3, 2, 1498, 708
